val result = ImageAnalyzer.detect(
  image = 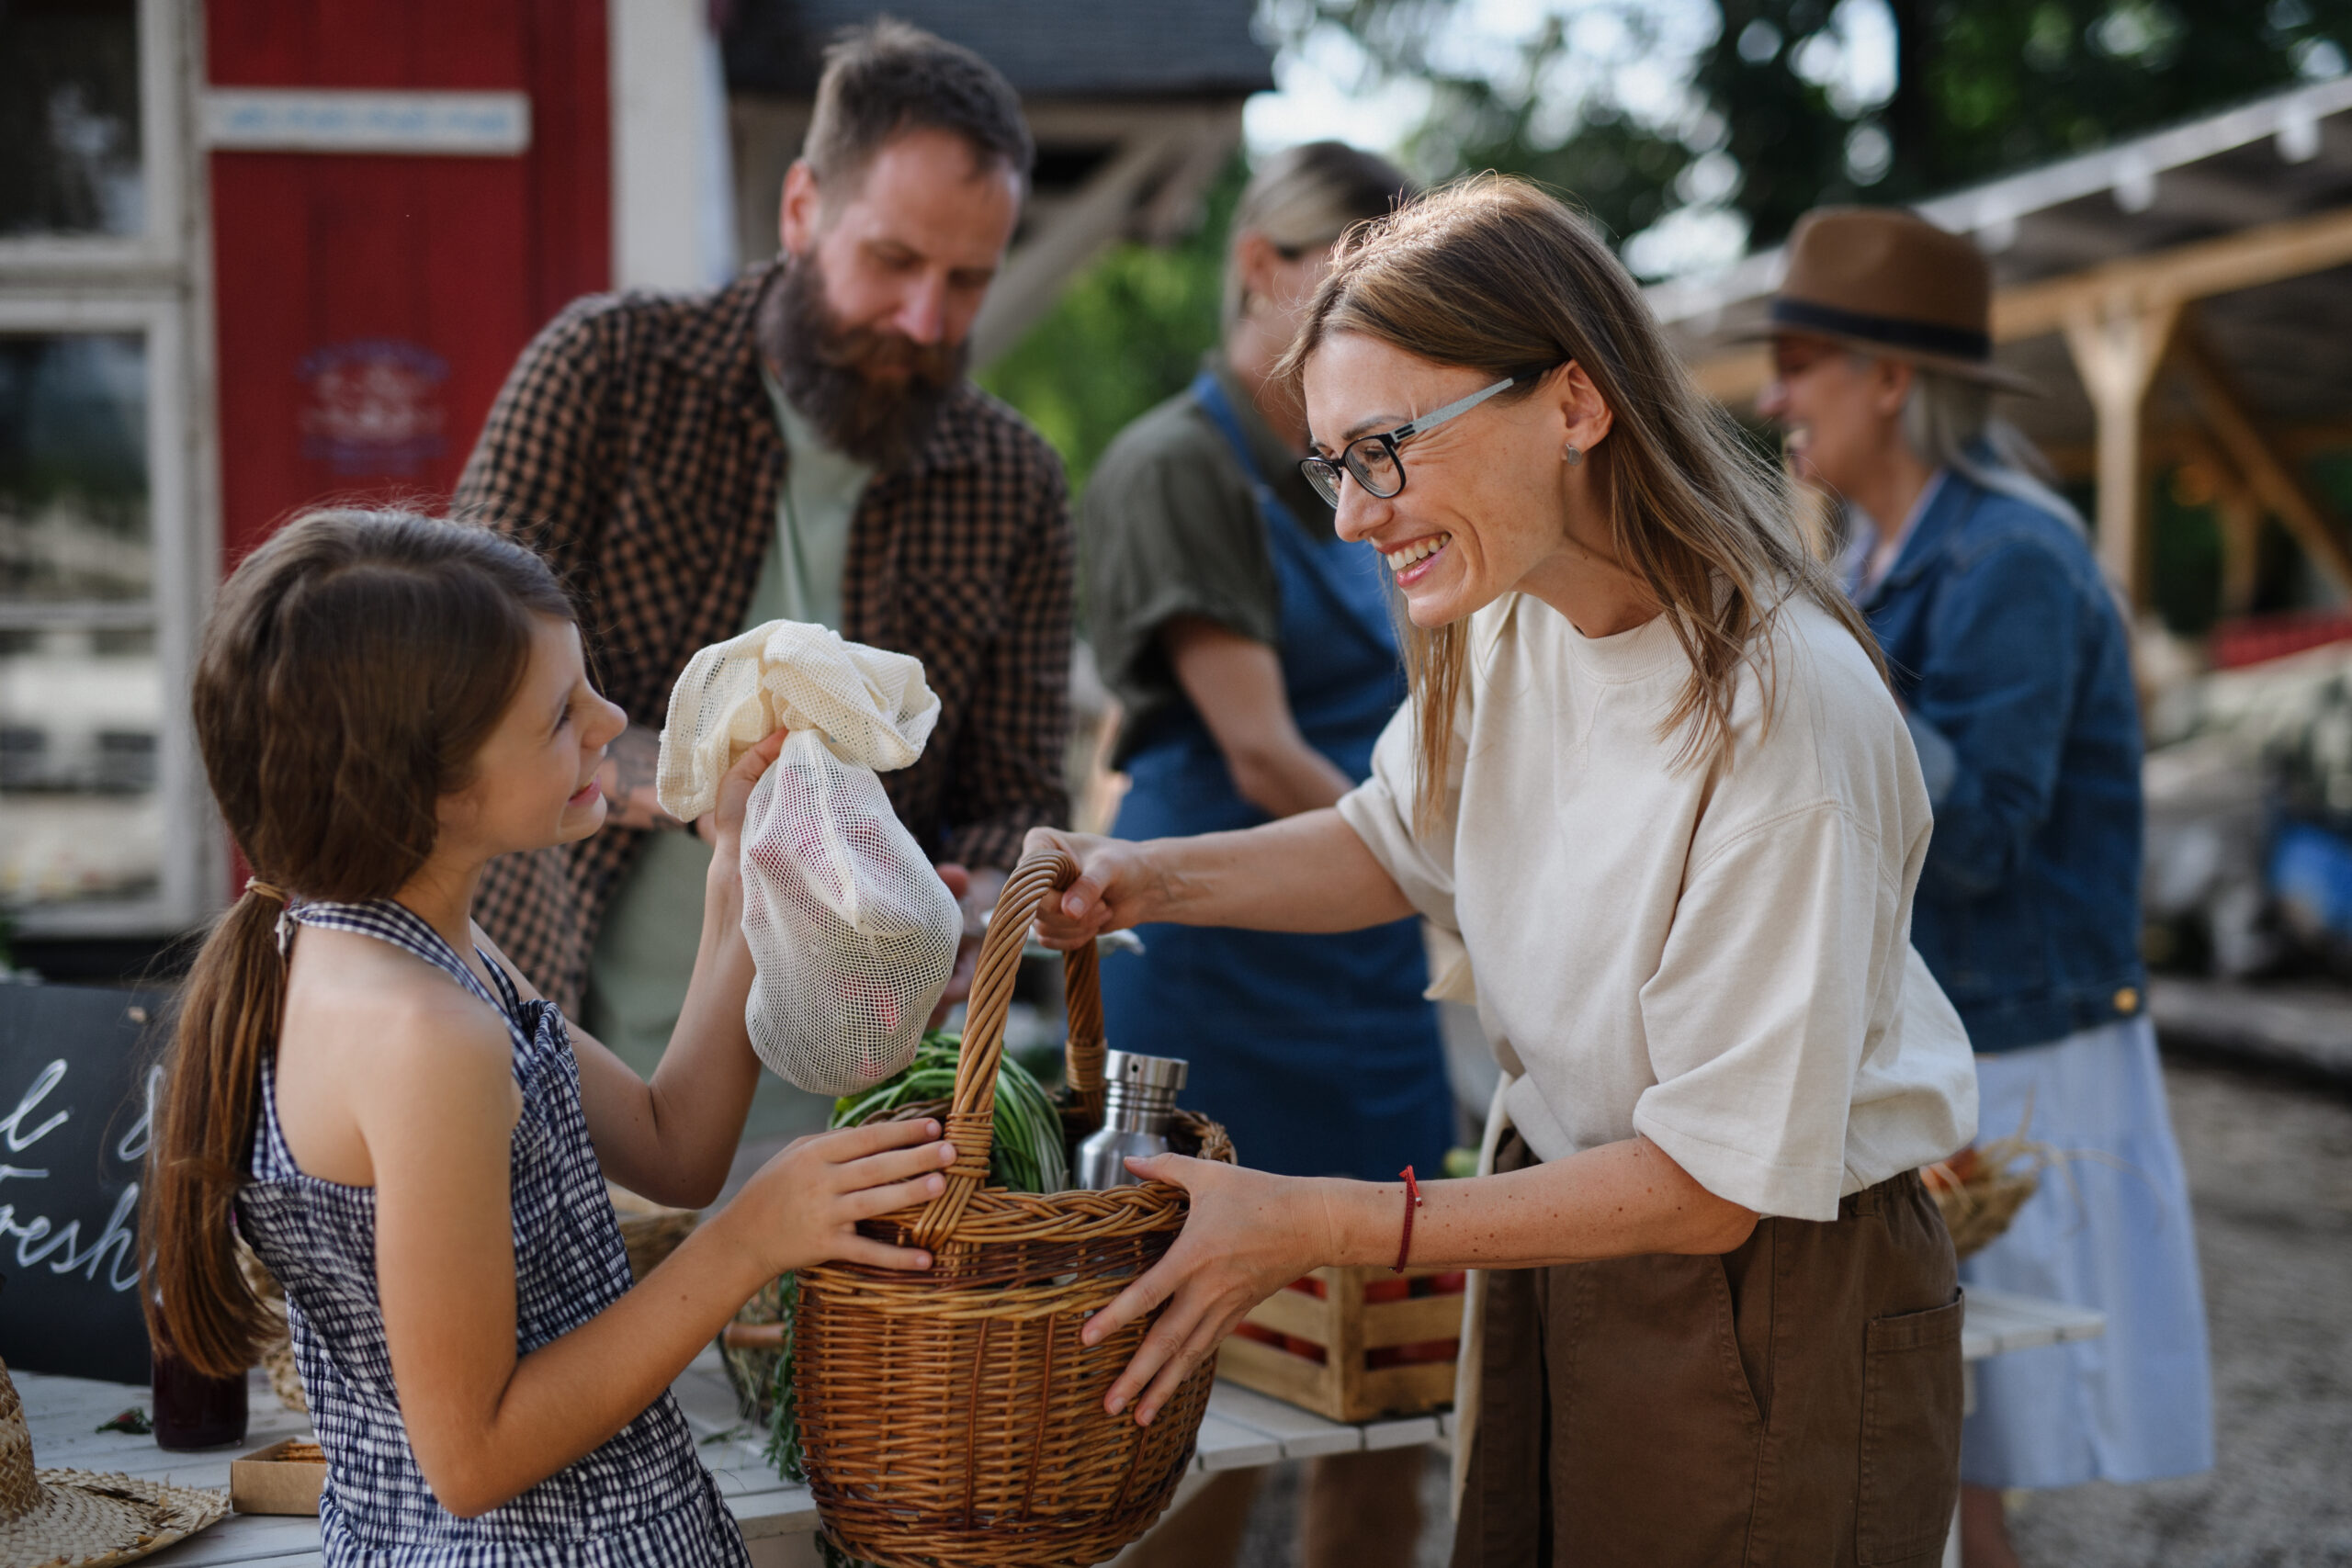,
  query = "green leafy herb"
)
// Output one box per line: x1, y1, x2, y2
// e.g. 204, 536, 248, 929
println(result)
760, 1271, 804, 1482
829, 1030, 1068, 1195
